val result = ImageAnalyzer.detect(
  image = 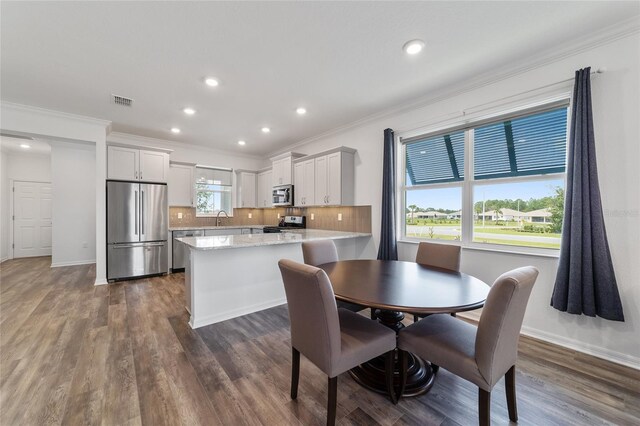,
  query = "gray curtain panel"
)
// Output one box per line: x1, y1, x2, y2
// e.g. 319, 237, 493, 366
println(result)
377, 128, 398, 261
550, 67, 624, 321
